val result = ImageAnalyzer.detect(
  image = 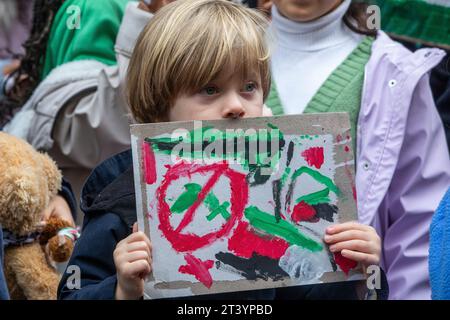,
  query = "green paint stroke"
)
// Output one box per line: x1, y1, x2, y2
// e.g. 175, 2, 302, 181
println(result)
244, 206, 323, 252
295, 188, 330, 206
170, 184, 231, 221
291, 166, 340, 195
206, 202, 230, 221
205, 193, 230, 221
170, 183, 202, 214
145, 124, 285, 171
